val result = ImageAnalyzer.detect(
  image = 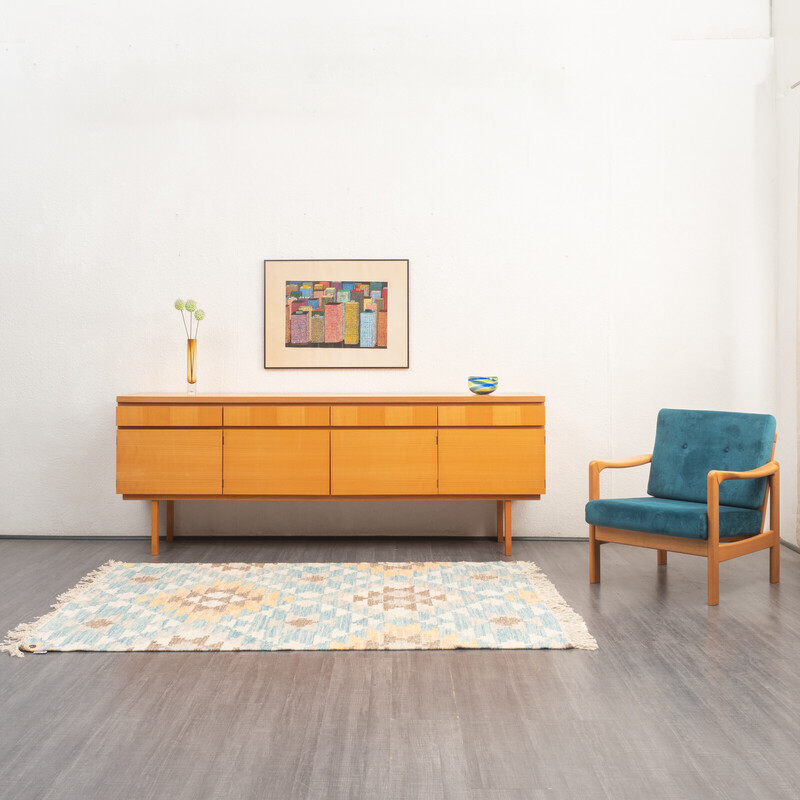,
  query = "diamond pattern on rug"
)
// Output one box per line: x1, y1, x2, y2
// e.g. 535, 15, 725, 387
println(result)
2, 561, 597, 655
